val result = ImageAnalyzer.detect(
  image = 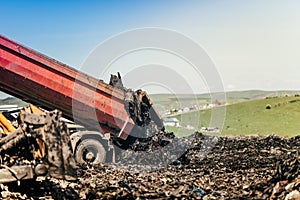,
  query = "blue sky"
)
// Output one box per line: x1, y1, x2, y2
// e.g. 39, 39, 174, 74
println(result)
1, 0, 300, 97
